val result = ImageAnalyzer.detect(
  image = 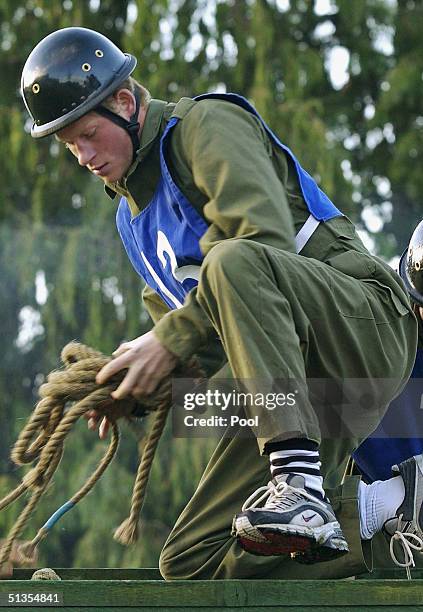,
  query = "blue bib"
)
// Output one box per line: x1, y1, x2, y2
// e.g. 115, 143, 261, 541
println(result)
116, 93, 343, 310
353, 348, 423, 482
